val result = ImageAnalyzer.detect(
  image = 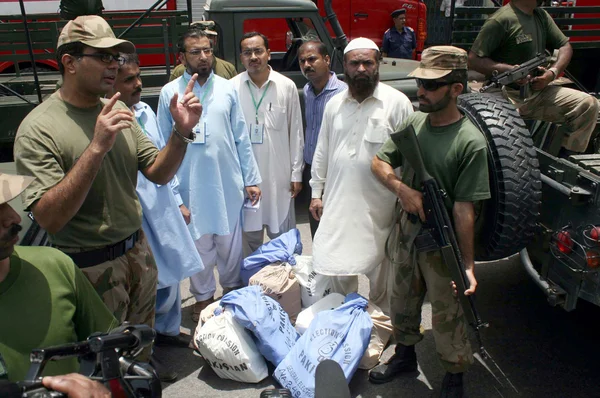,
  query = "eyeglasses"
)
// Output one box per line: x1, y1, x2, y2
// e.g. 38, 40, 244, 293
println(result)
241, 48, 266, 58
416, 78, 455, 91
72, 53, 124, 65
184, 48, 213, 56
